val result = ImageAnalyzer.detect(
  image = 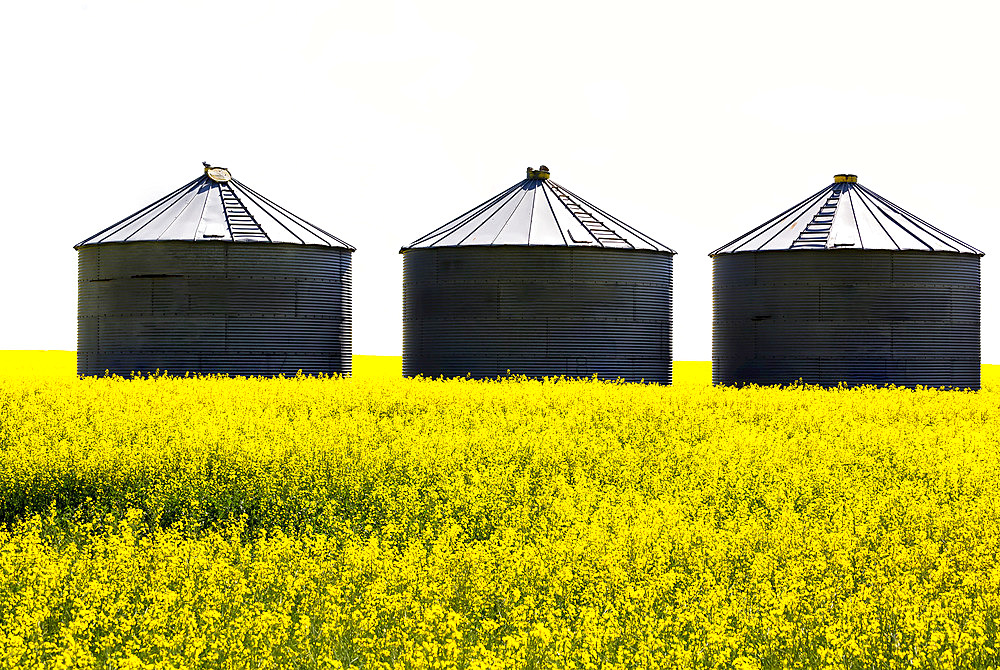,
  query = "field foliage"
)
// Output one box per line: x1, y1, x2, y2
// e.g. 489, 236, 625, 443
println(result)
1, 353, 999, 669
